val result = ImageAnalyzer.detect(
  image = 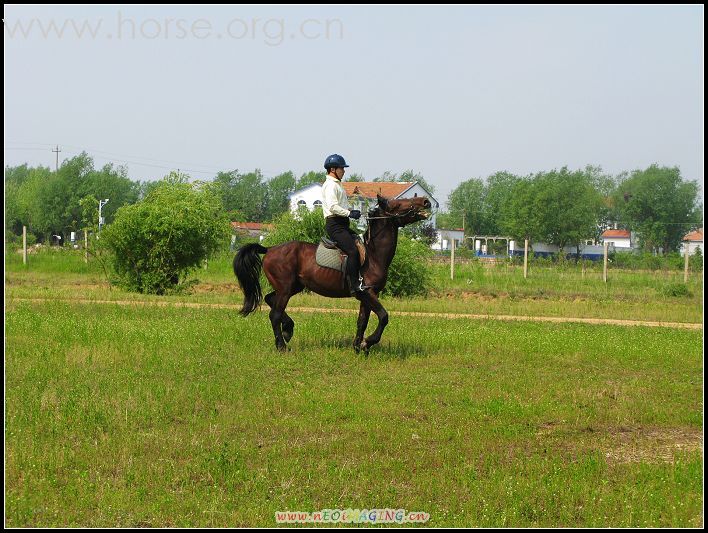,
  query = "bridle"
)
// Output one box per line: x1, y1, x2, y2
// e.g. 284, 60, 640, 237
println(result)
364, 206, 428, 243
